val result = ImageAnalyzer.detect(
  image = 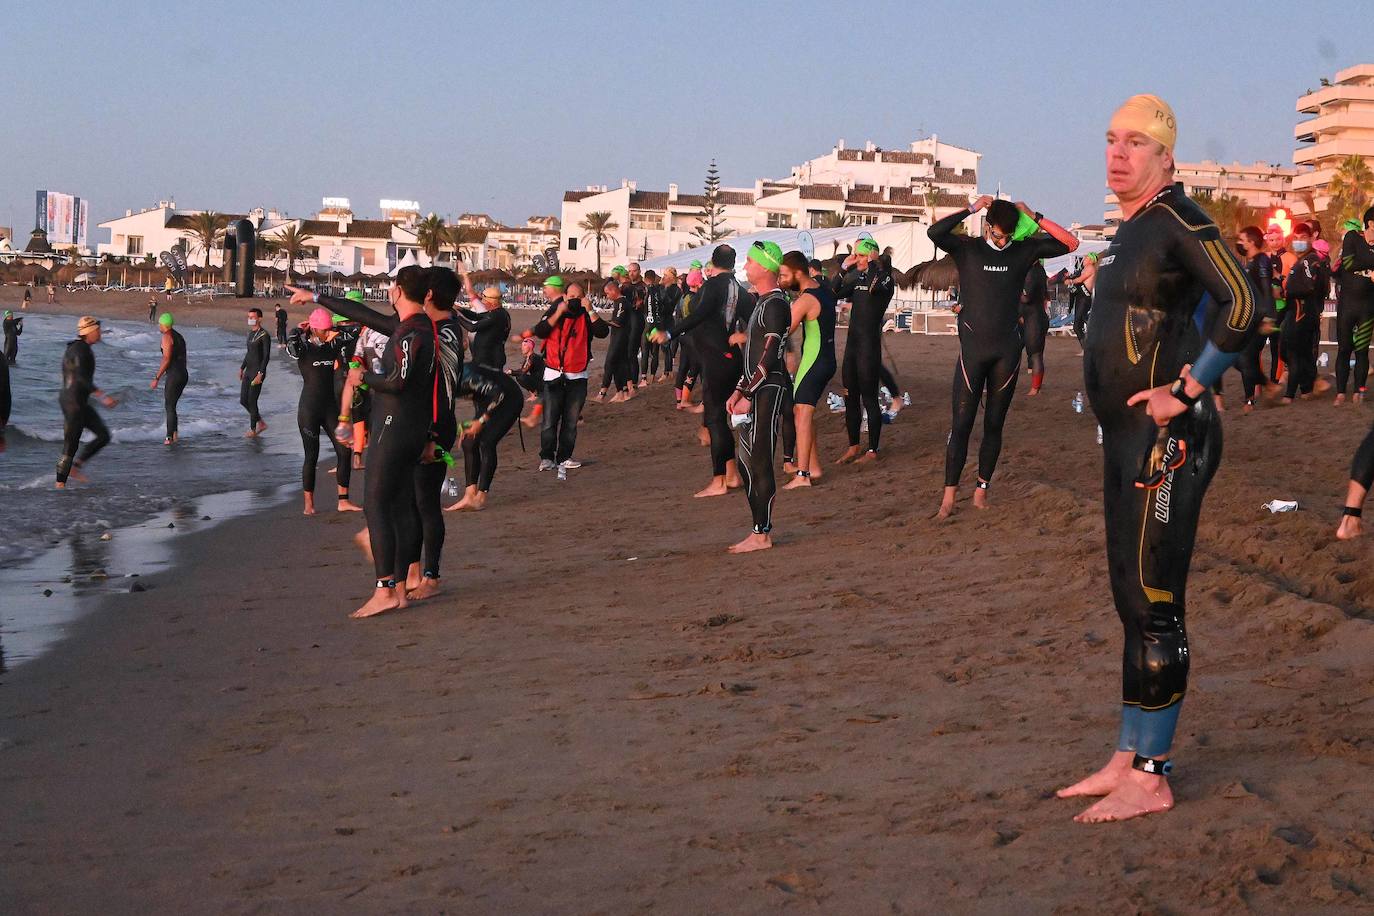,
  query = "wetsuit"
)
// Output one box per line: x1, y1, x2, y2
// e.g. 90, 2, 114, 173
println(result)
457, 305, 511, 370
531, 297, 609, 464
1020, 261, 1050, 390
793, 284, 838, 407
0, 348, 10, 430
930, 210, 1069, 488
56, 338, 111, 484
1070, 268, 1093, 344
161, 329, 188, 439
240, 326, 272, 430
513, 346, 547, 396
1283, 250, 1326, 398
1335, 229, 1374, 397
669, 274, 753, 476
1267, 247, 1294, 383
623, 279, 647, 385
1234, 253, 1275, 404
3, 315, 21, 365
656, 283, 680, 375
834, 261, 895, 453
286, 328, 352, 499
413, 314, 464, 580
600, 295, 632, 393
458, 364, 522, 492
736, 289, 792, 534
1084, 183, 1256, 761
673, 290, 700, 393
274, 306, 288, 345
